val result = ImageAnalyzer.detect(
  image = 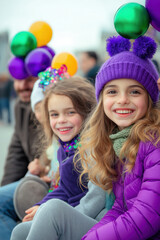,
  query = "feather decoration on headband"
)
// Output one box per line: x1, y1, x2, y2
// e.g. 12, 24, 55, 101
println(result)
38, 65, 70, 90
